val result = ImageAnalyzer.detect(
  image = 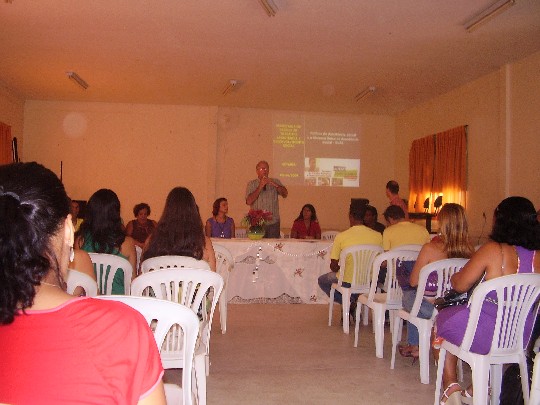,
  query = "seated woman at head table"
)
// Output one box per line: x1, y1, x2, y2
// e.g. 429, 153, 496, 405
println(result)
0, 162, 165, 404
75, 189, 137, 294
205, 197, 235, 239
142, 186, 216, 272
290, 204, 322, 240
126, 202, 158, 249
